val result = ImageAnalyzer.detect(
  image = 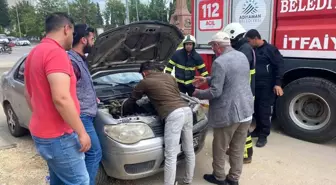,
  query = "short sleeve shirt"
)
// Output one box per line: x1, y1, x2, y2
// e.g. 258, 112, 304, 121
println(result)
24, 38, 80, 138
